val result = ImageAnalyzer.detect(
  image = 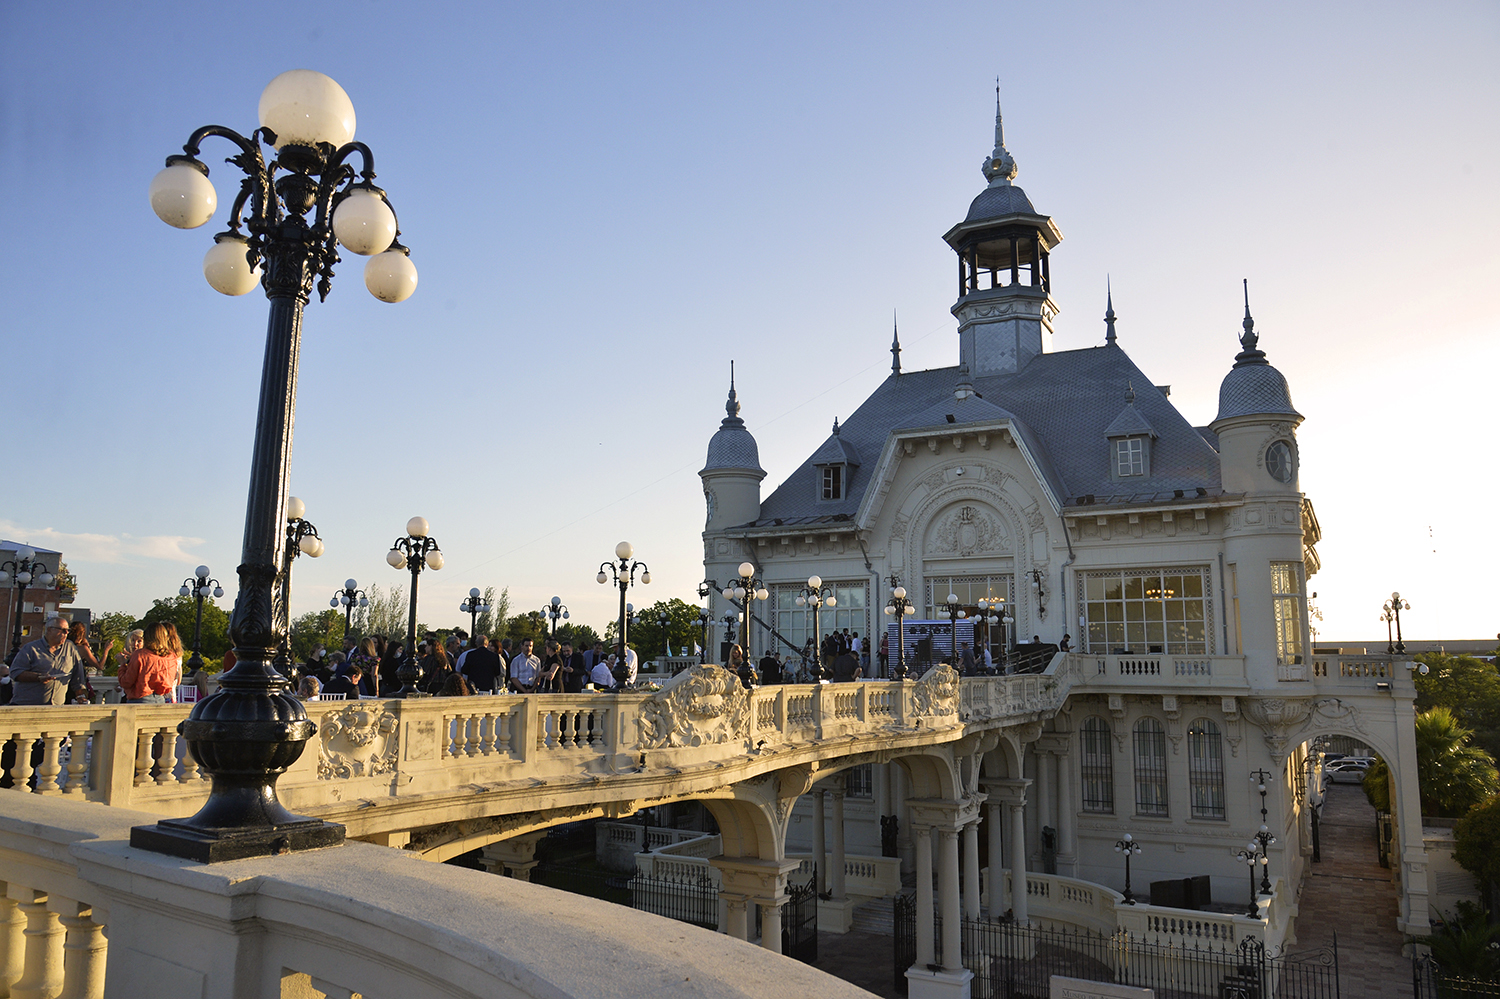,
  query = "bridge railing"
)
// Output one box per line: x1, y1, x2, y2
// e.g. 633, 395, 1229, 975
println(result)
1069, 653, 1249, 687
2, 669, 1074, 820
